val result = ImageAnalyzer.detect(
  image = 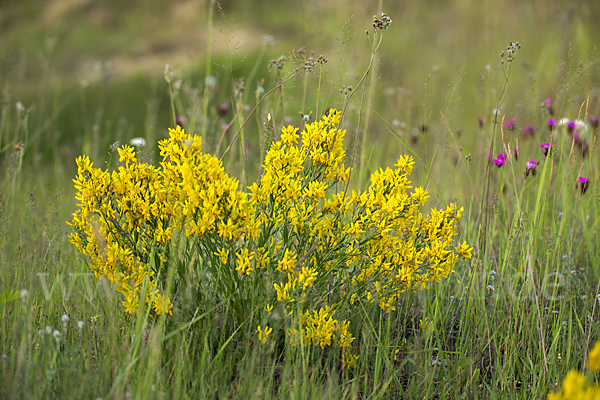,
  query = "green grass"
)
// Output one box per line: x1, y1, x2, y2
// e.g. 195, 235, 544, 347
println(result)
2, 1, 600, 398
